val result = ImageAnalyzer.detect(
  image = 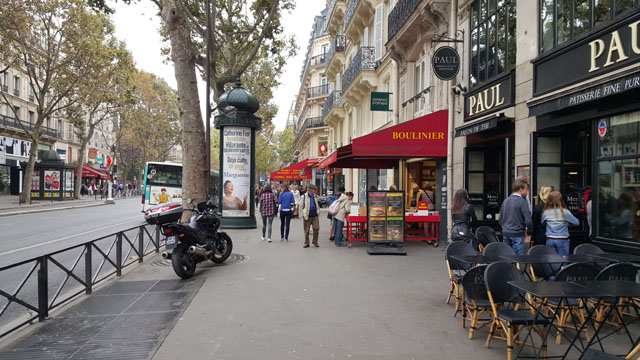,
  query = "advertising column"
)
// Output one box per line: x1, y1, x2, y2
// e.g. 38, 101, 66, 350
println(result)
221, 126, 251, 217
